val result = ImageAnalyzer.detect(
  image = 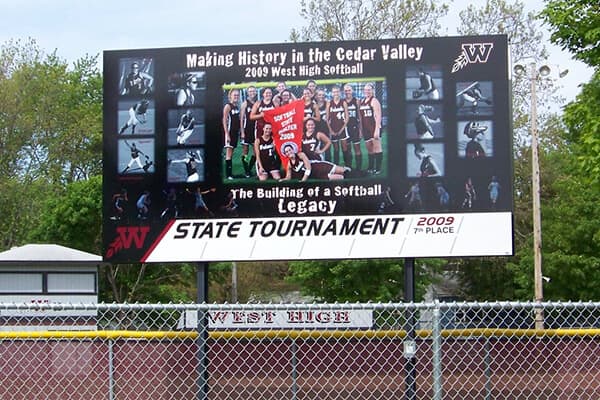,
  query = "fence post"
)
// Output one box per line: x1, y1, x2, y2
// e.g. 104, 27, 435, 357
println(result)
404, 258, 417, 400
432, 302, 442, 400
484, 339, 492, 400
291, 339, 298, 400
196, 262, 209, 400
108, 338, 115, 400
